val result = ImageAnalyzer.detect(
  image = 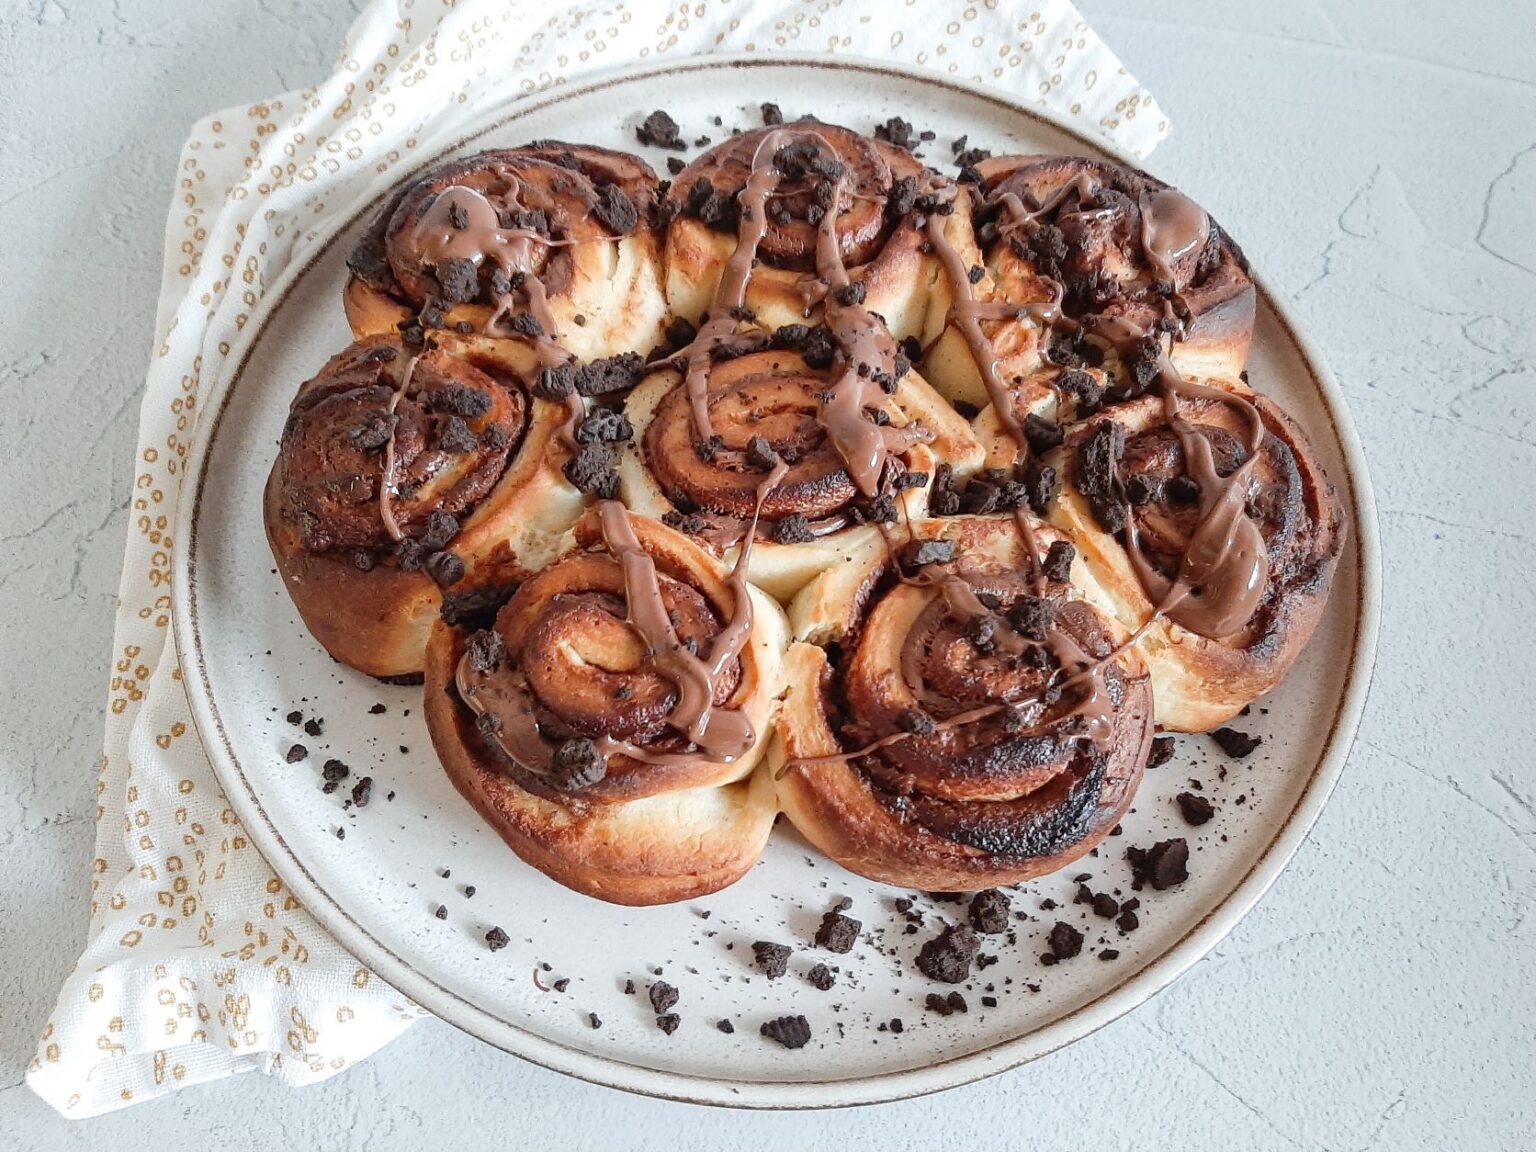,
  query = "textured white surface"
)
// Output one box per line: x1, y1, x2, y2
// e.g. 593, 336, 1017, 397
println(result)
1, 0, 1533, 1147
